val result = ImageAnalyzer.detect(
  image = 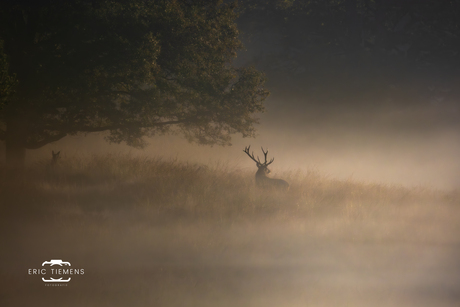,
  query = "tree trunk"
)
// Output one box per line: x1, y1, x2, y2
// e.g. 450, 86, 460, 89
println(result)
6, 140, 26, 169
5, 118, 27, 170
